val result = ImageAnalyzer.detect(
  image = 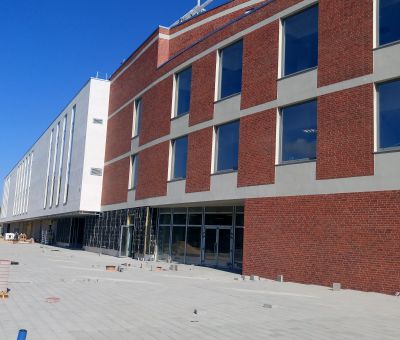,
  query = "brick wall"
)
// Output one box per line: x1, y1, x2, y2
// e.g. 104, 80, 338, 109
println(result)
186, 127, 213, 193
318, 0, 373, 87
317, 84, 374, 180
189, 53, 216, 126
243, 191, 400, 294
135, 142, 169, 200
238, 109, 276, 187
140, 77, 173, 146
101, 157, 130, 206
104, 103, 133, 162
241, 21, 279, 109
